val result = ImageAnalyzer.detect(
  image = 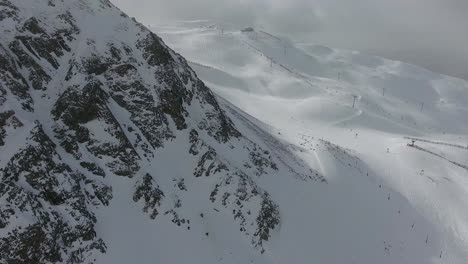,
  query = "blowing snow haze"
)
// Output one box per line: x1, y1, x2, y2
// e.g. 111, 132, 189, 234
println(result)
112, 0, 468, 80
